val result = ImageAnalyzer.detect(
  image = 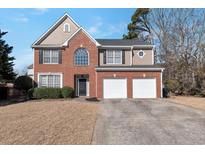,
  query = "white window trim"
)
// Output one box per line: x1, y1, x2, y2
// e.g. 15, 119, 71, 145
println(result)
43, 50, 59, 64
37, 73, 63, 88
137, 50, 146, 59
63, 23, 71, 32
106, 50, 122, 64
